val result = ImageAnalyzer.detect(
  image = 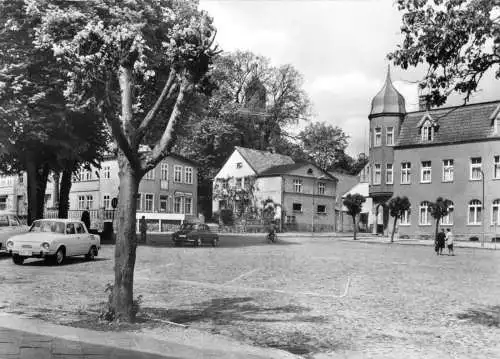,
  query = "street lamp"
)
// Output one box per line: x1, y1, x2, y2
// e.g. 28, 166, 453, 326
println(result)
480, 168, 485, 248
